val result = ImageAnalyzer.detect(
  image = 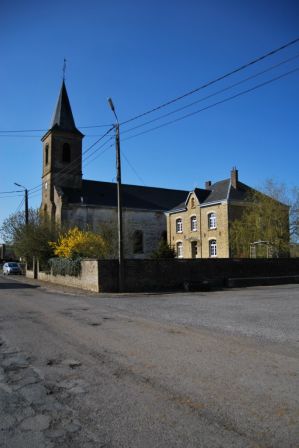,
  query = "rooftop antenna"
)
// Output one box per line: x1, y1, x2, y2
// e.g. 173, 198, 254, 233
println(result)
62, 58, 67, 82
